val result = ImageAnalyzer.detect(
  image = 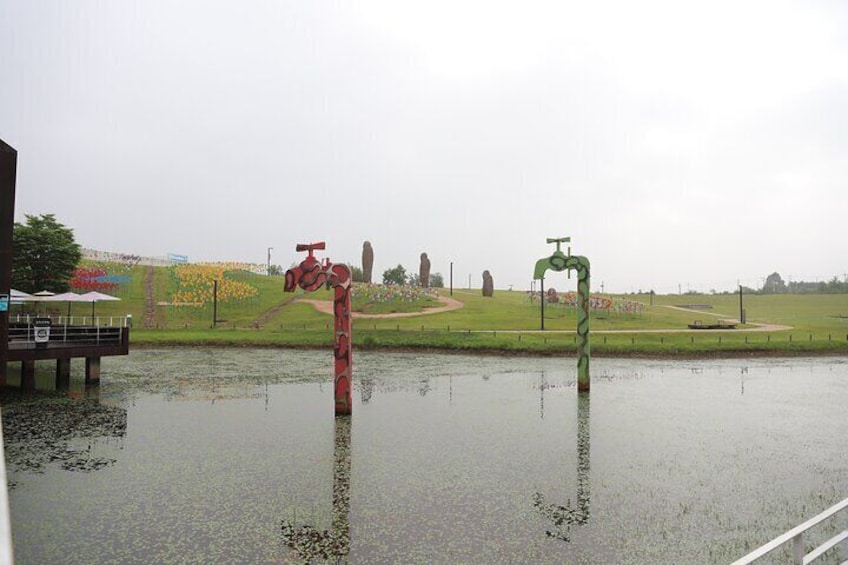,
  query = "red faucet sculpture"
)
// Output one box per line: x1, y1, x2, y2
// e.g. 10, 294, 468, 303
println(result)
284, 242, 353, 415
